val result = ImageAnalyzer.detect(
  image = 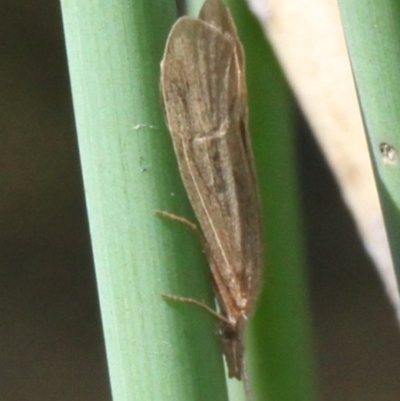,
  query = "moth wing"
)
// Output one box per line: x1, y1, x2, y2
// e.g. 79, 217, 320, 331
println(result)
199, 0, 238, 39
161, 17, 239, 142
160, 17, 262, 316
